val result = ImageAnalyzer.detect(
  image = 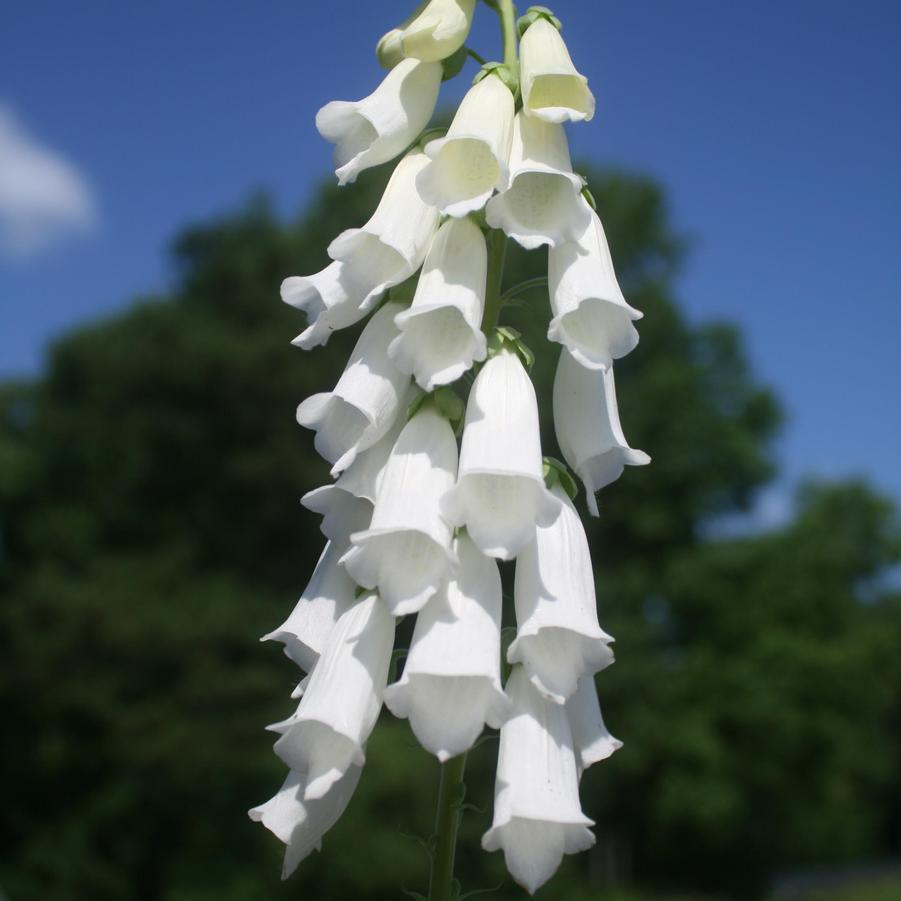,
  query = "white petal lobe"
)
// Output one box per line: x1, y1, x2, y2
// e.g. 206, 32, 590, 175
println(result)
553, 347, 650, 516
384, 531, 509, 759
548, 206, 642, 369
417, 74, 515, 217
519, 18, 596, 124
316, 59, 442, 185
509, 484, 614, 702
248, 764, 362, 879
567, 675, 622, 776
485, 112, 589, 249
482, 667, 595, 894
342, 408, 458, 615
389, 216, 488, 390
272, 593, 394, 800
442, 349, 560, 560
296, 301, 410, 475
262, 538, 358, 672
